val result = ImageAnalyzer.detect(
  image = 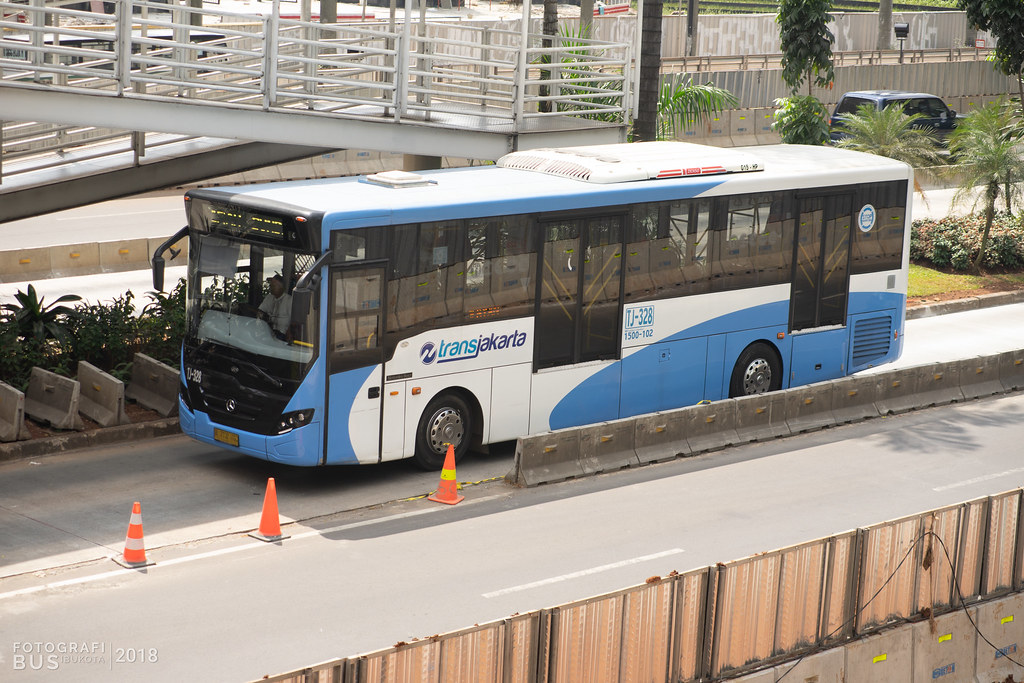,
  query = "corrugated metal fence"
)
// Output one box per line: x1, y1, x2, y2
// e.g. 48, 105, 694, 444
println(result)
261, 488, 1024, 682
666, 59, 1014, 111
